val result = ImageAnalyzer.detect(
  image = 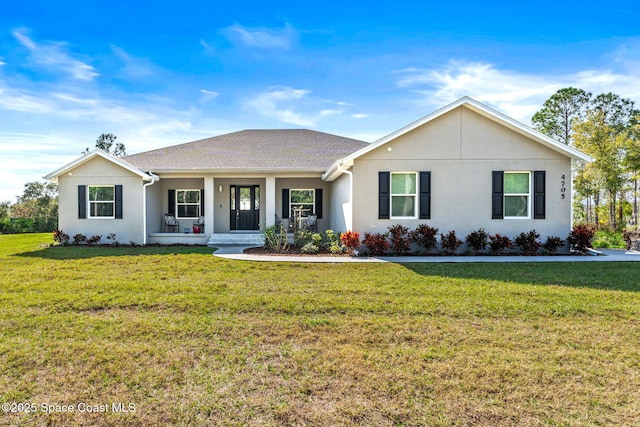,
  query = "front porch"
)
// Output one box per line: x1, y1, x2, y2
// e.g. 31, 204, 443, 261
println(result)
148, 232, 209, 245
147, 231, 266, 246
145, 174, 338, 244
